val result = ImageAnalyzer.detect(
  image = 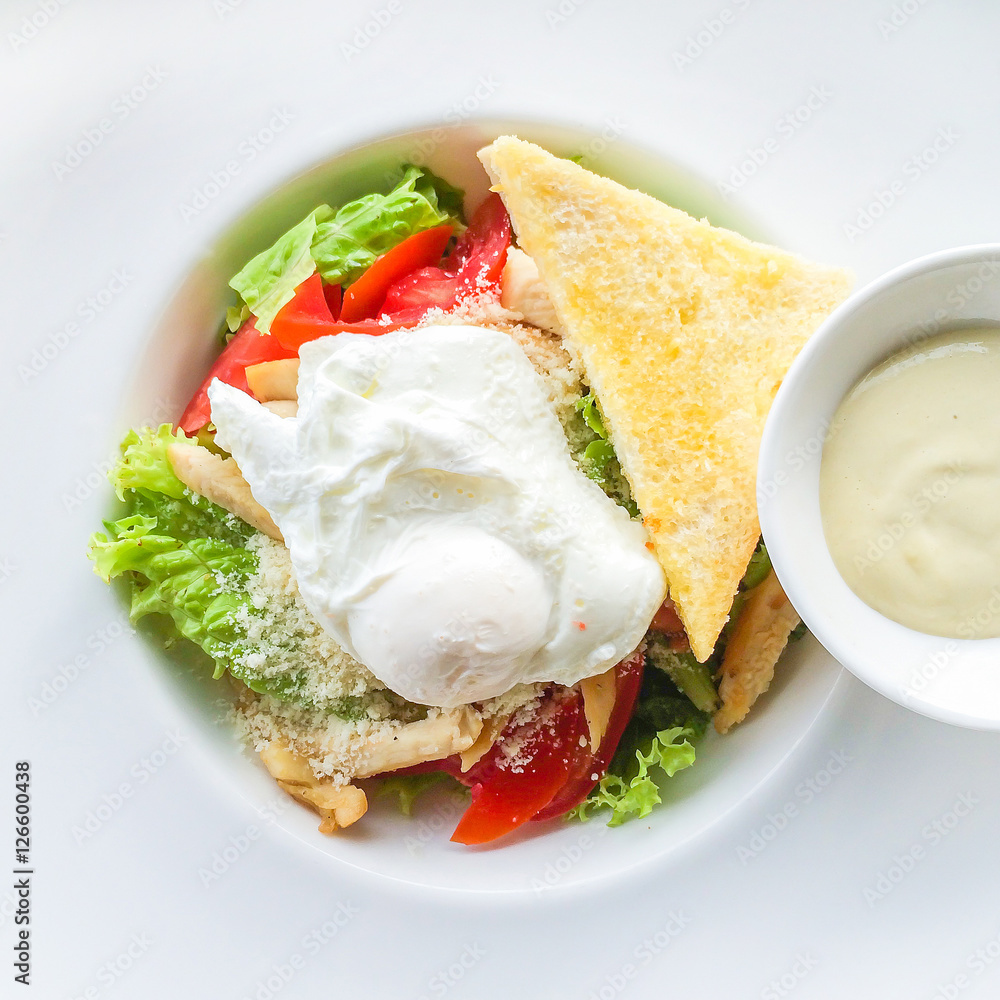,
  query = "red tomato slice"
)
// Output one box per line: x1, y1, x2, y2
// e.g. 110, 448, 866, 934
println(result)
269, 273, 340, 349
177, 318, 296, 434
340, 224, 453, 323
269, 276, 411, 349
531, 649, 646, 821
450, 689, 587, 845
379, 194, 512, 323
447, 191, 512, 290
649, 597, 690, 652
377, 267, 464, 325
650, 598, 684, 634
322, 282, 343, 318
